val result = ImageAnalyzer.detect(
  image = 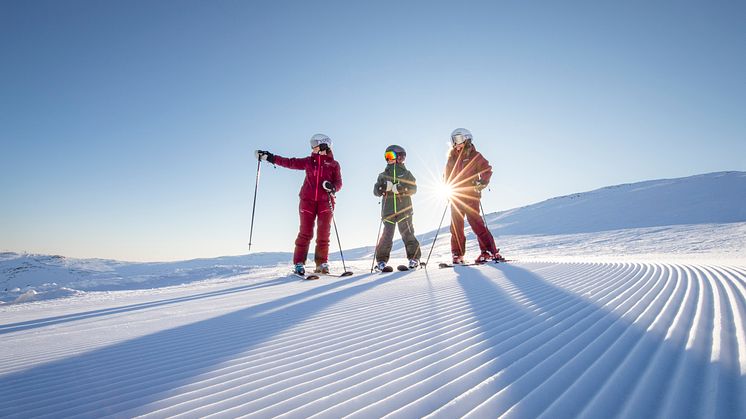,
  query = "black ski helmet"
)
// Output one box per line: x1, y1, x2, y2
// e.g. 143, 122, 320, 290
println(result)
384, 145, 406, 162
